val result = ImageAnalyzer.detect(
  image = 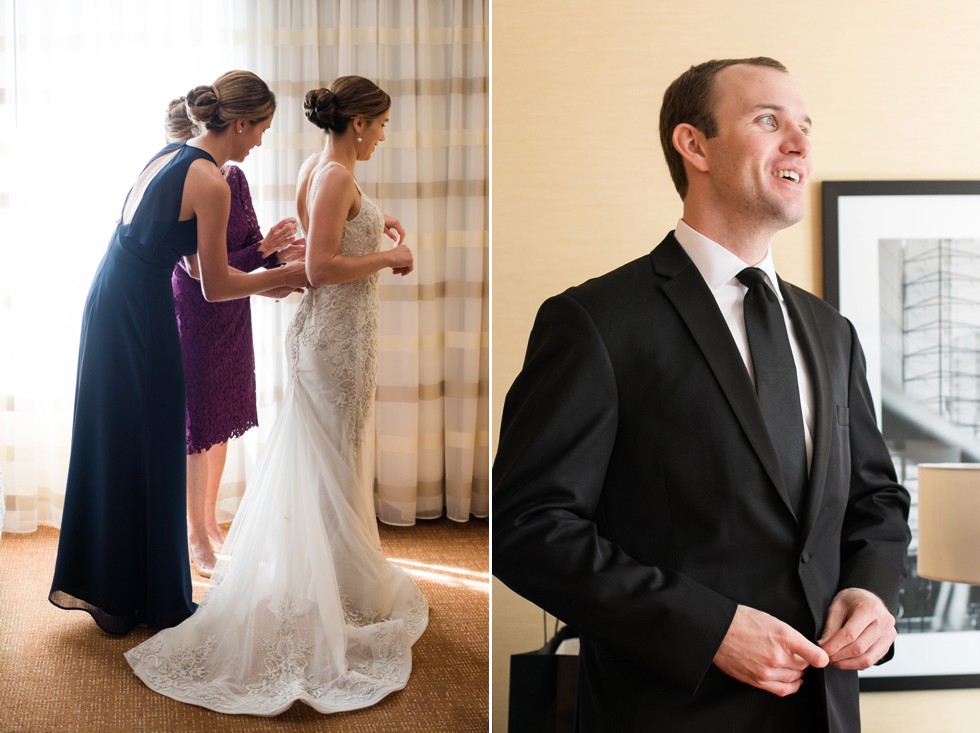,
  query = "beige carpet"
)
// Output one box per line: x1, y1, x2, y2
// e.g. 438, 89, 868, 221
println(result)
0, 518, 488, 733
